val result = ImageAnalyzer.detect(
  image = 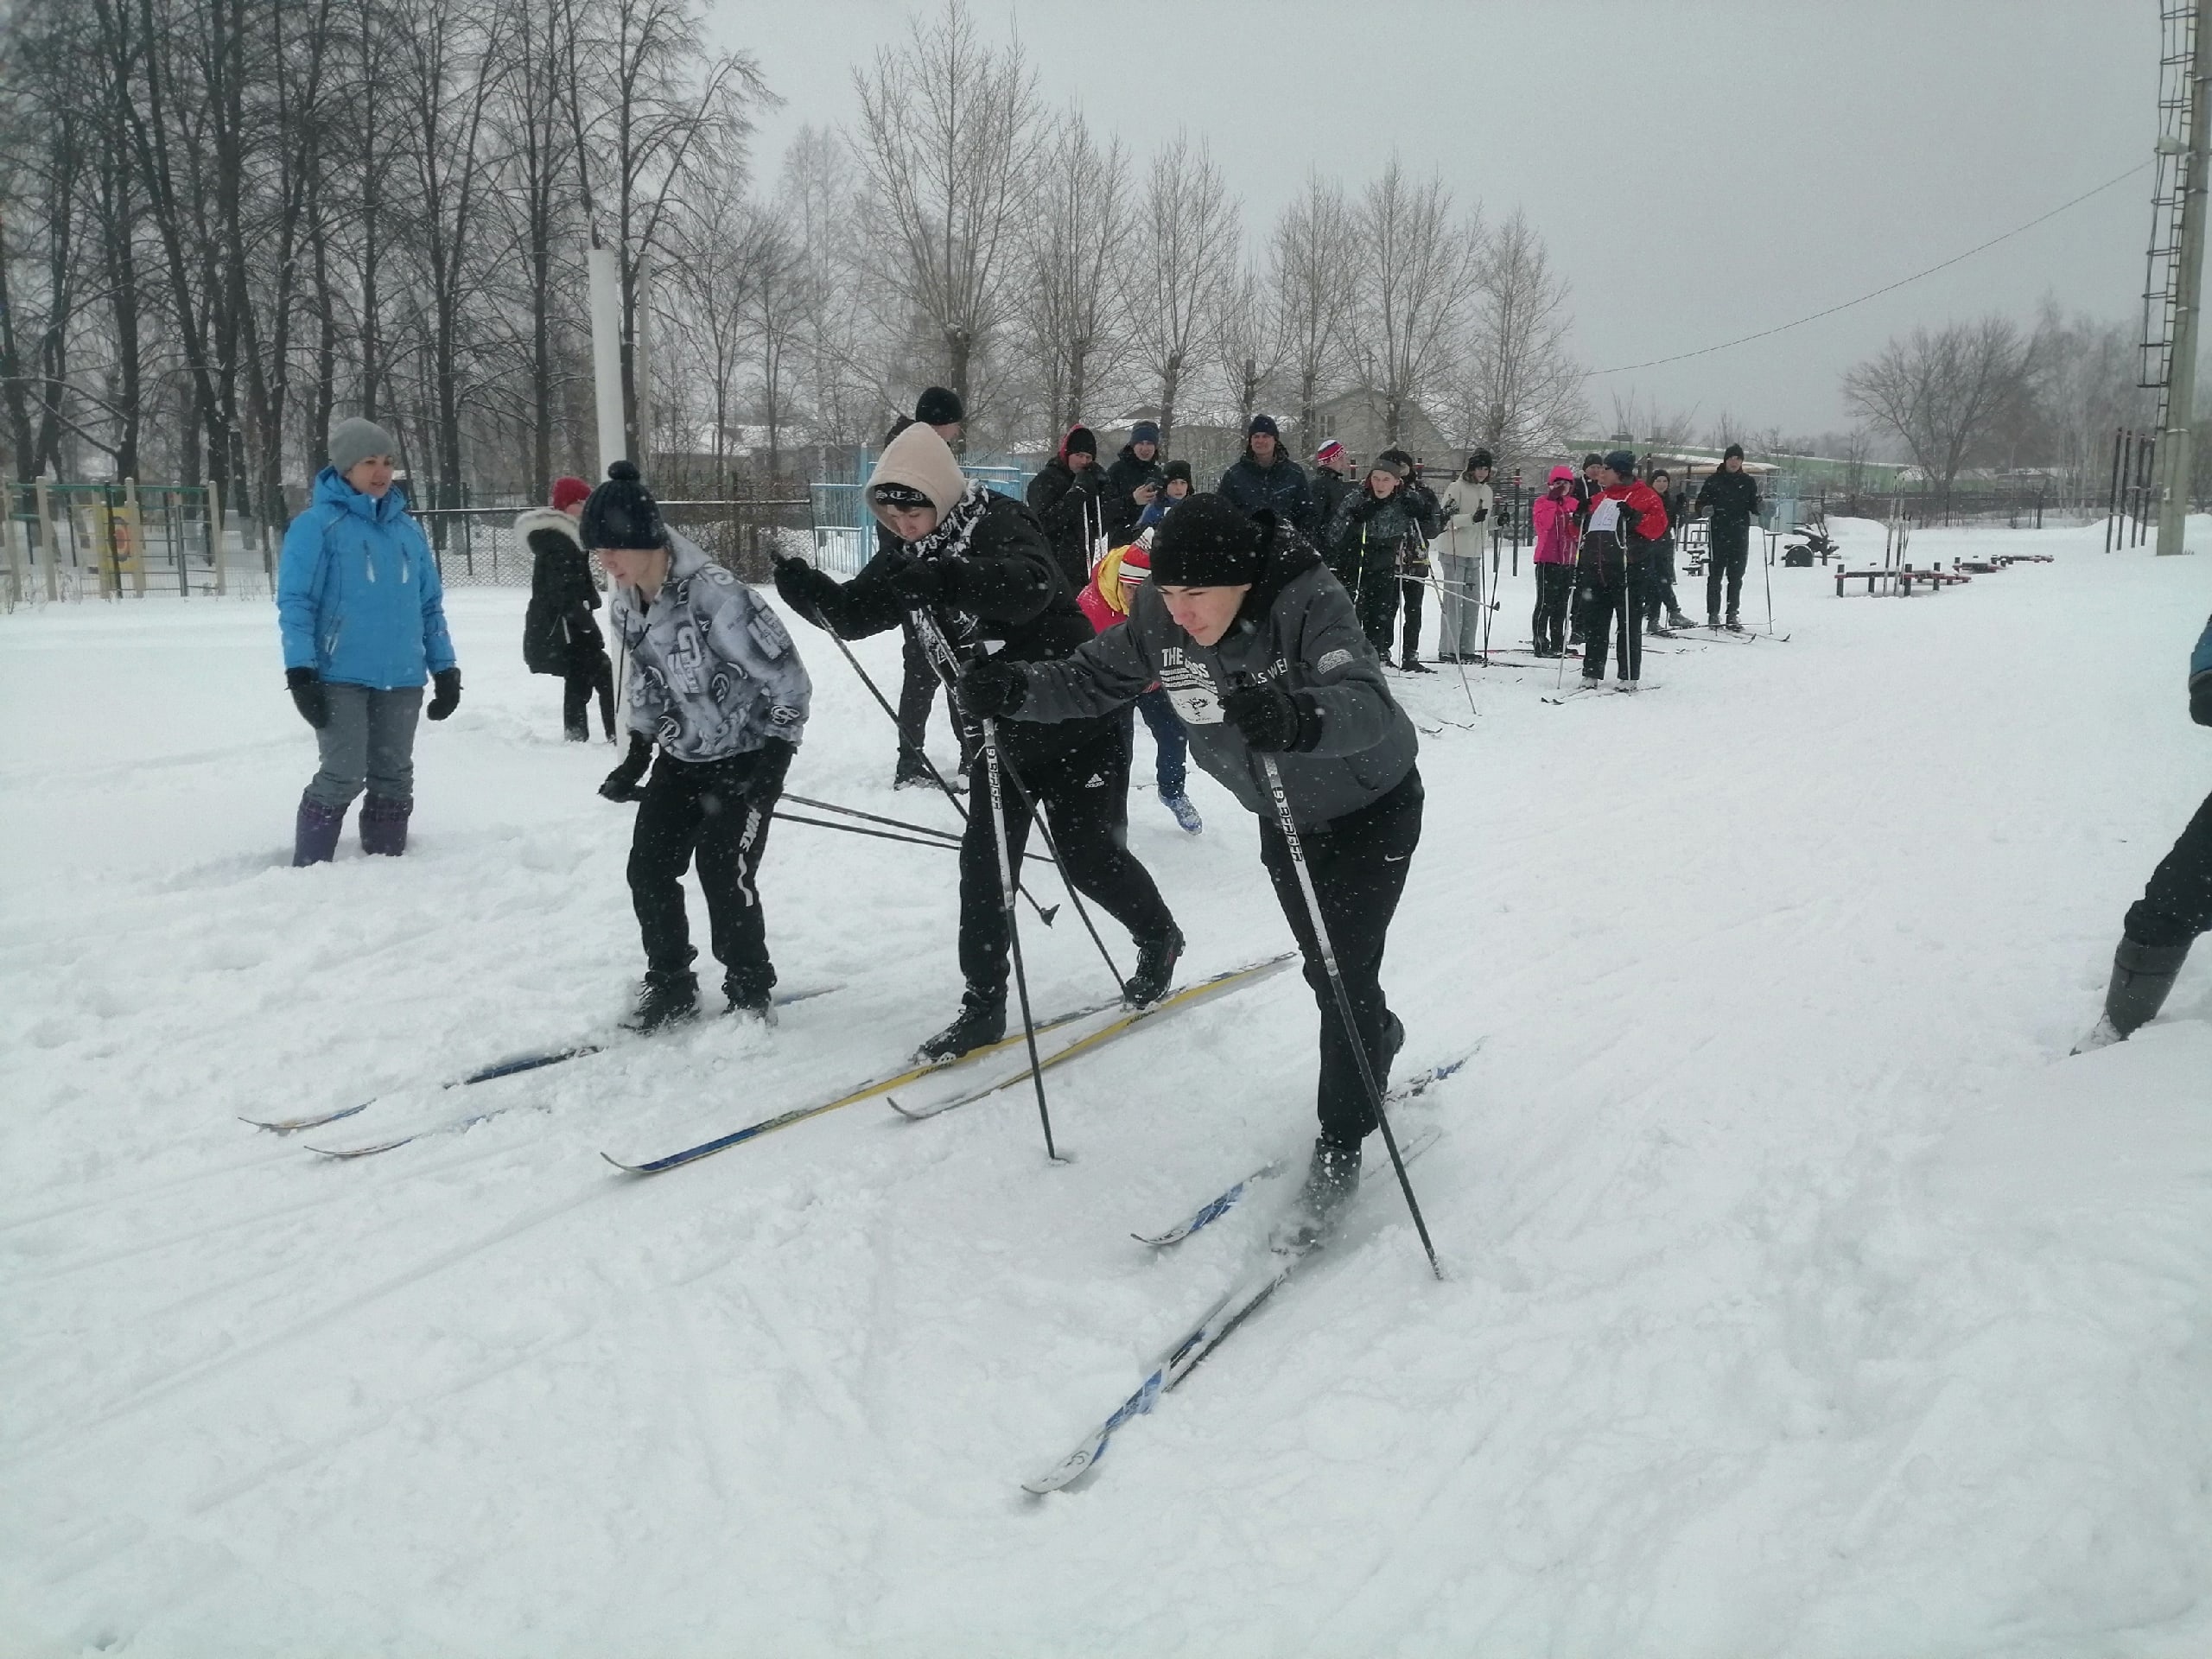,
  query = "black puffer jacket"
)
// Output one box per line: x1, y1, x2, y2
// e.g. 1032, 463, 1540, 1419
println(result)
1695, 467, 1763, 533
1026, 435, 1111, 590
1325, 486, 1423, 587
518, 507, 602, 675
1217, 448, 1315, 533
